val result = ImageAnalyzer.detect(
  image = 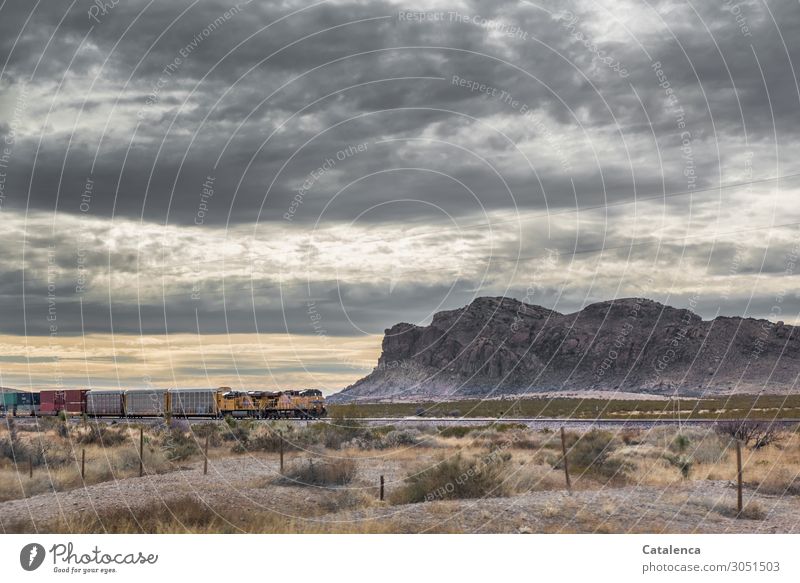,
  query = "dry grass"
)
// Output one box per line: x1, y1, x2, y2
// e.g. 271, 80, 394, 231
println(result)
0, 443, 172, 502
278, 456, 358, 487
0, 425, 205, 502
3, 495, 399, 534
